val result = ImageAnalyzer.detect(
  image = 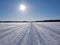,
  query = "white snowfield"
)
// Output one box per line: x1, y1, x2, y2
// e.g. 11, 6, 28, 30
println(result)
0, 22, 60, 45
